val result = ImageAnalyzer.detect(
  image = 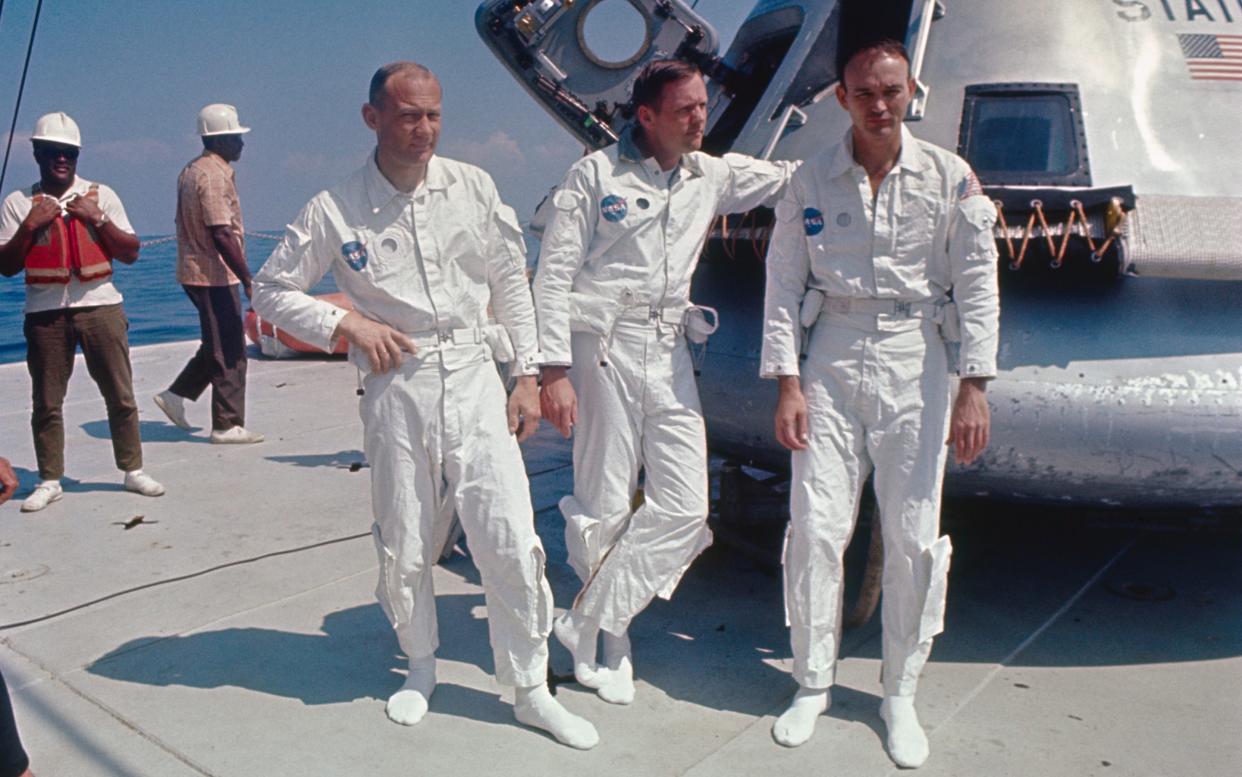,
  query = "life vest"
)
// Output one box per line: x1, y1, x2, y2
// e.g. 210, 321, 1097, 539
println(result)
24, 183, 113, 285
